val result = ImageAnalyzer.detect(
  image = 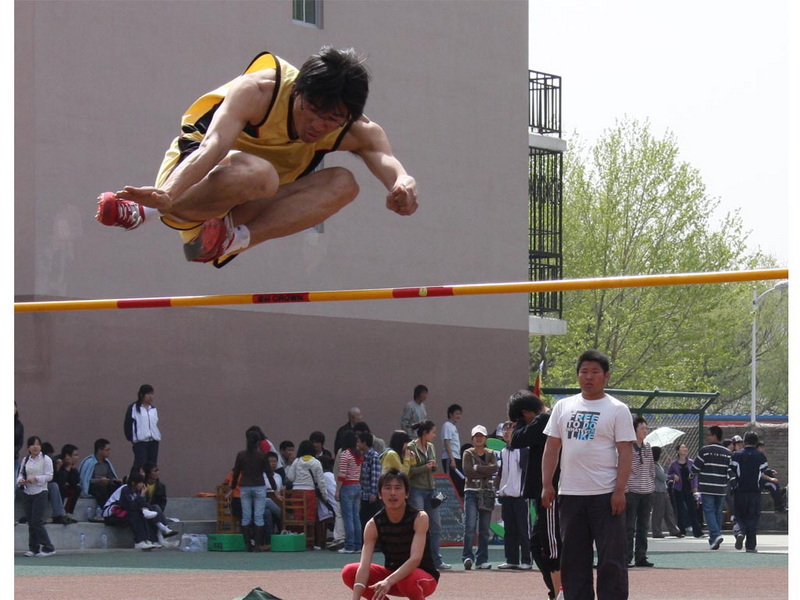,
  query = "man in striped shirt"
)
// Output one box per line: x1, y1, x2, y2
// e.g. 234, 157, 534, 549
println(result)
691, 426, 732, 550
625, 416, 655, 567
